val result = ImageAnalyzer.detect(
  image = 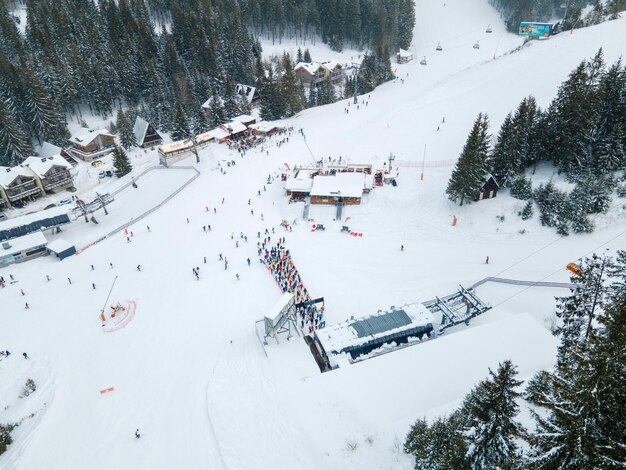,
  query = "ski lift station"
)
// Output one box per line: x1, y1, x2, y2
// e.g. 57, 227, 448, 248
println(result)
314, 304, 434, 369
